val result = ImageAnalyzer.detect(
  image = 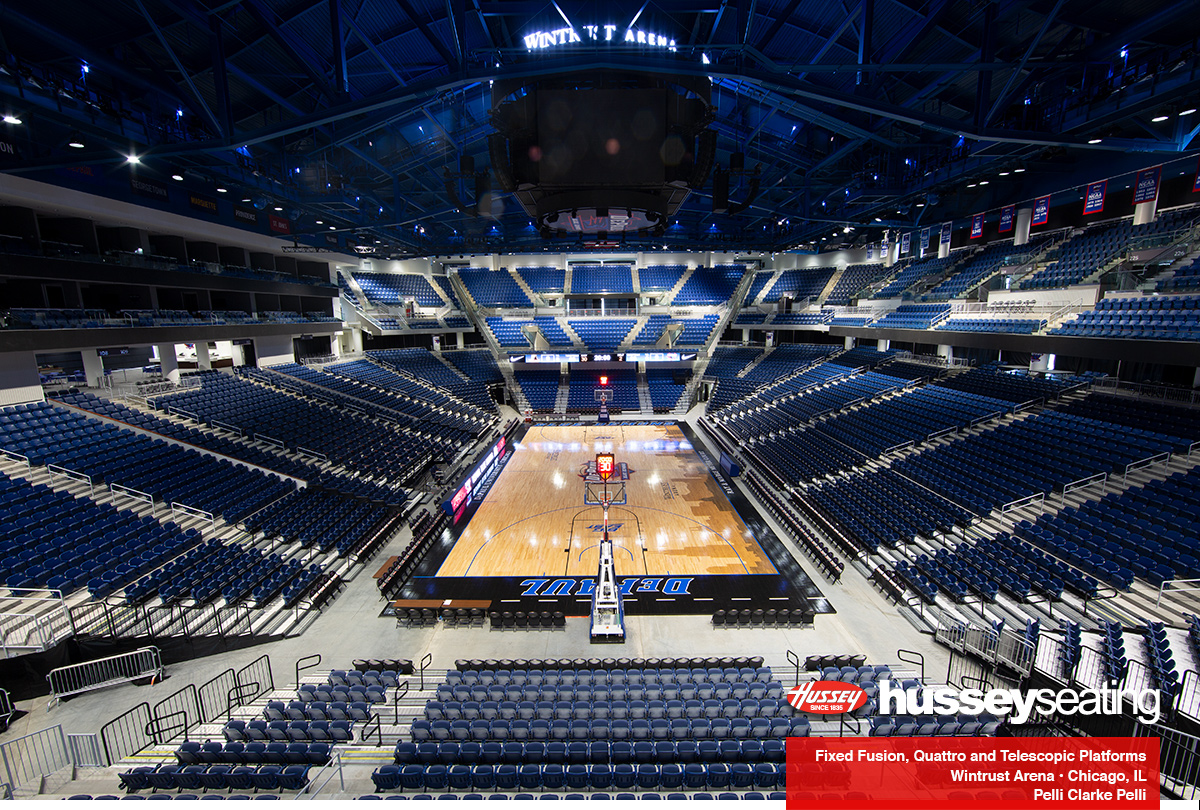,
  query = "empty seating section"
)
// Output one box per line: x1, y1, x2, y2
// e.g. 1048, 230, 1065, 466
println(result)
894, 411, 1182, 515
872, 256, 955, 299
717, 372, 910, 443
352, 273, 444, 307
638, 265, 687, 292
0, 468, 201, 596
281, 361, 490, 430
869, 304, 950, 330
827, 313, 875, 327
703, 347, 762, 382
923, 241, 1041, 301
151, 371, 441, 480
825, 264, 890, 306
712, 363, 852, 423
458, 269, 534, 307
361, 351, 486, 410
1054, 393, 1200, 442
761, 268, 834, 303
770, 312, 831, 325
4, 308, 112, 329
514, 369, 560, 411
675, 265, 745, 305
1158, 257, 1200, 292
935, 365, 1078, 404
368, 348, 480, 396
734, 312, 766, 324
55, 390, 317, 481
806, 469, 973, 554
1051, 294, 1200, 341
124, 538, 322, 607
675, 316, 720, 345
646, 370, 689, 410
633, 315, 671, 346
744, 272, 773, 303
816, 386, 1013, 456
0, 401, 293, 522
444, 350, 503, 384
707, 345, 840, 411
1023, 210, 1196, 290
531, 317, 573, 346
568, 320, 637, 353
1013, 466, 1200, 589
243, 487, 397, 557
569, 369, 637, 412
937, 317, 1045, 334
516, 267, 565, 293
174, 739, 334, 768
748, 429, 865, 485
119, 762, 312, 793
827, 347, 894, 369
486, 318, 531, 347
570, 266, 633, 294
